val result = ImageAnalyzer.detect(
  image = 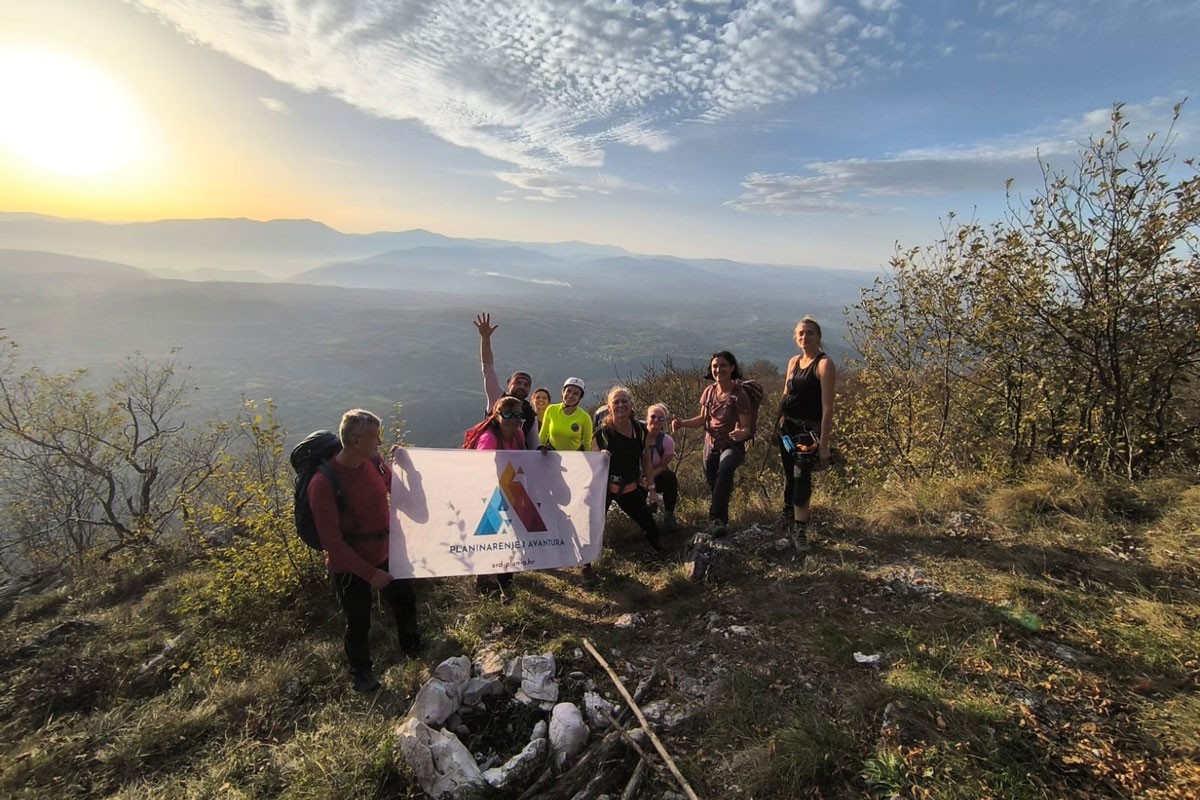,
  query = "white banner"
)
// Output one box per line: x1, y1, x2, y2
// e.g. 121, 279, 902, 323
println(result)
388, 448, 610, 578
